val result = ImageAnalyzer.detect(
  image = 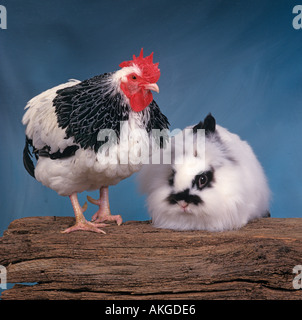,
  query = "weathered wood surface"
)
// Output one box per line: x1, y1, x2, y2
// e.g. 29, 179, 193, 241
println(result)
0, 216, 301, 300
